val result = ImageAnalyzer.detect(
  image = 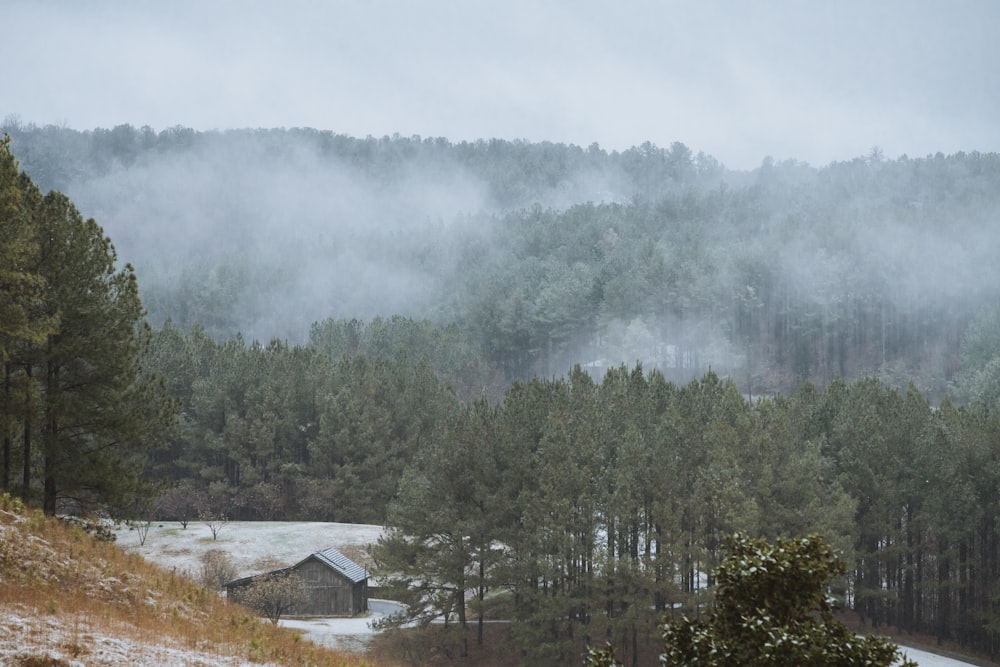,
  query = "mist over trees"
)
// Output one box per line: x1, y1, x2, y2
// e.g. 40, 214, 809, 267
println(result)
6, 122, 1000, 662
4, 122, 999, 402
